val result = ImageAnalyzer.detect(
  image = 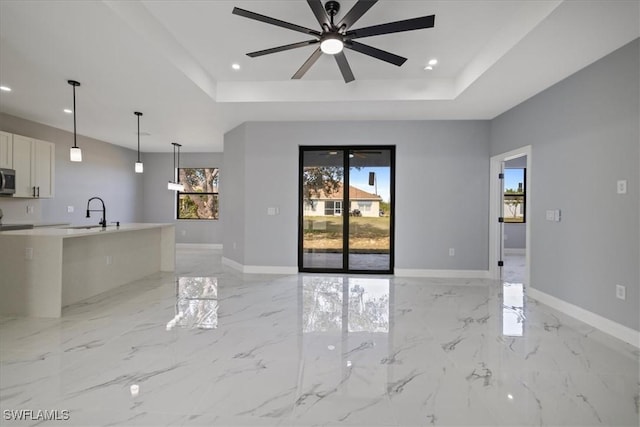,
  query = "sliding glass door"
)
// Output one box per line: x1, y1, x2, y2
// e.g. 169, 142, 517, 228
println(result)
299, 147, 394, 273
